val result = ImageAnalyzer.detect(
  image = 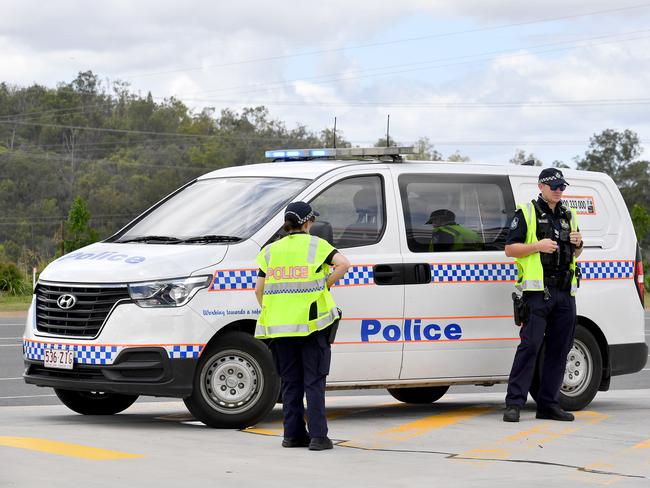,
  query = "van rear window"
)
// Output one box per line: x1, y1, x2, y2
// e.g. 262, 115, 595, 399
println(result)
398, 174, 515, 253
